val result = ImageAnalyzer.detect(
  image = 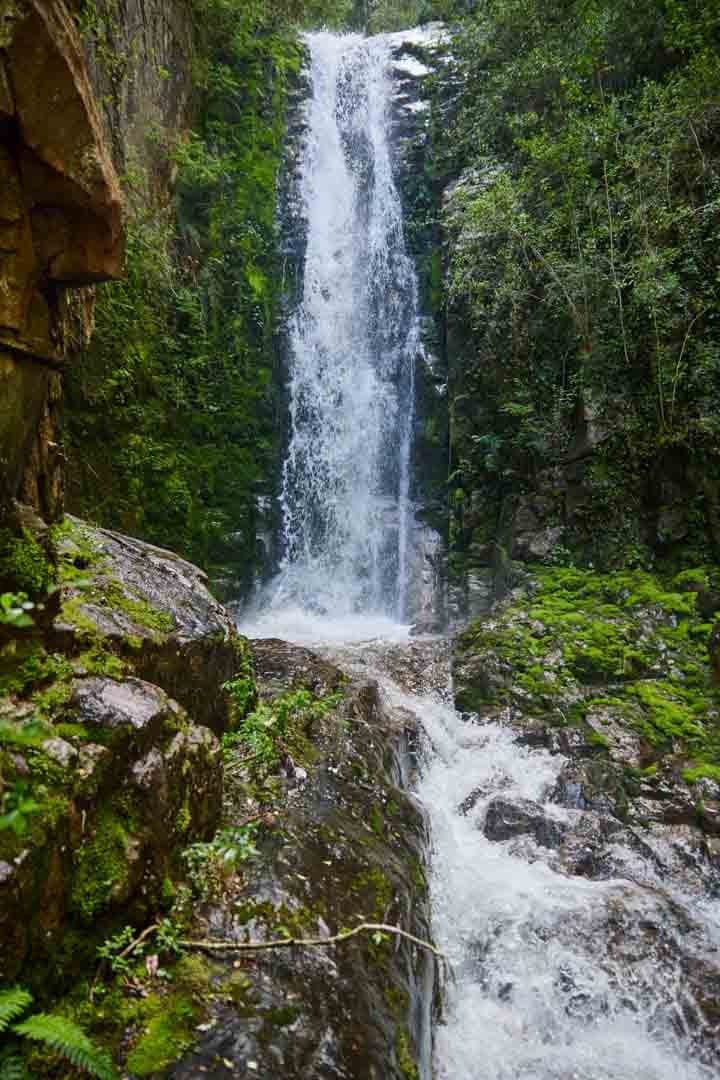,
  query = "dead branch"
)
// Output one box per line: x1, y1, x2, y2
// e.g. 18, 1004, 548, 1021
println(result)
180, 921, 444, 958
